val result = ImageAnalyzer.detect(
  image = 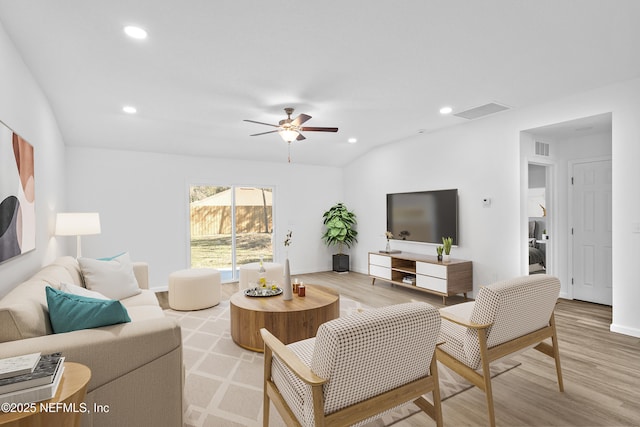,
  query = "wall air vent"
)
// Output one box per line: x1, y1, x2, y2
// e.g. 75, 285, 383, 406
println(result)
535, 141, 550, 156
453, 102, 510, 120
